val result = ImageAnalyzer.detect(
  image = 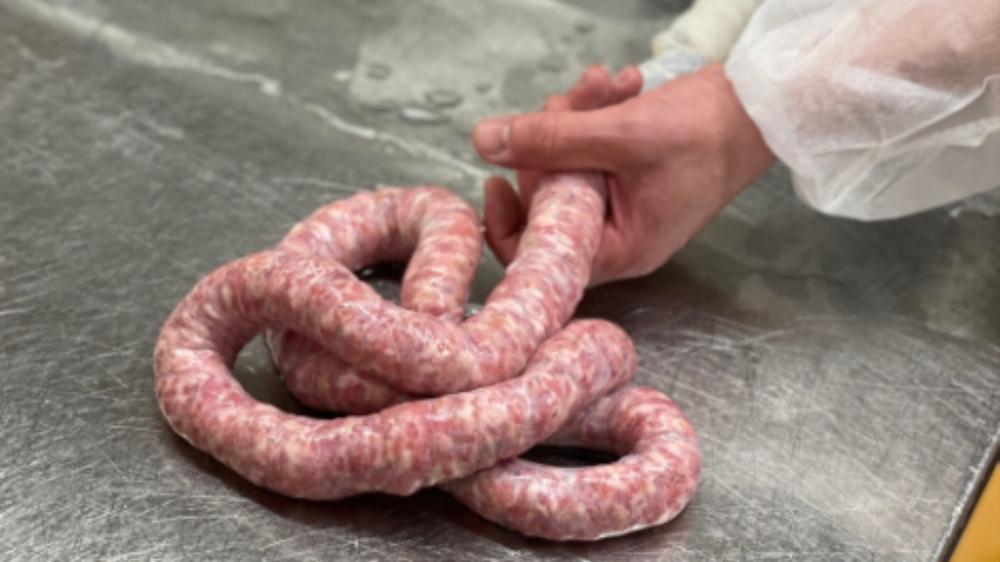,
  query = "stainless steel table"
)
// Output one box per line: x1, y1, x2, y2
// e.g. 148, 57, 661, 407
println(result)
1, 1, 997, 560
